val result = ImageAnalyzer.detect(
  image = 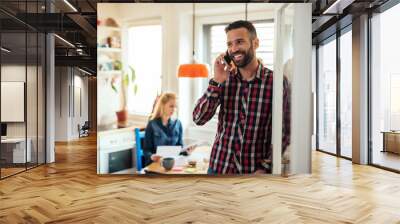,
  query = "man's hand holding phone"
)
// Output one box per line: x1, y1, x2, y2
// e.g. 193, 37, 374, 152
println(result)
213, 51, 235, 84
